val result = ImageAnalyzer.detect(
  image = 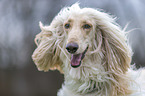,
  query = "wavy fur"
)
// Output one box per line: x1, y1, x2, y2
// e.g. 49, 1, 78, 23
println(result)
32, 3, 145, 96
